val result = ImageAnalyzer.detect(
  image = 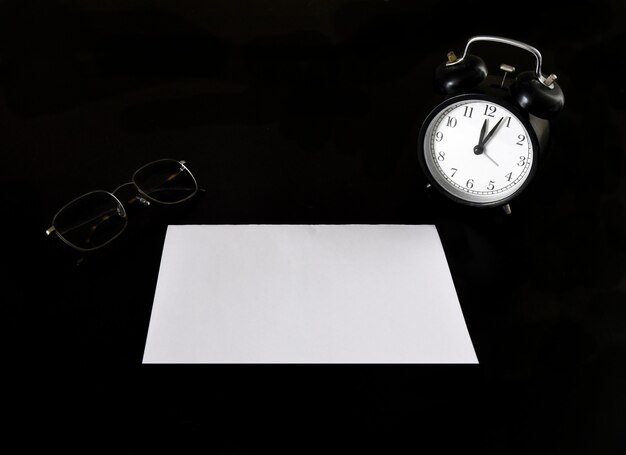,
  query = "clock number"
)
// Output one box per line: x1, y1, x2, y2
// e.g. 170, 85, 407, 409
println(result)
487, 180, 495, 191
505, 172, 513, 182
463, 106, 473, 118
450, 167, 458, 177
483, 105, 496, 117
438, 151, 445, 161
517, 156, 527, 166
505, 117, 512, 127
516, 134, 526, 146
435, 131, 443, 142
446, 116, 457, 128
466, 179, 474, 189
